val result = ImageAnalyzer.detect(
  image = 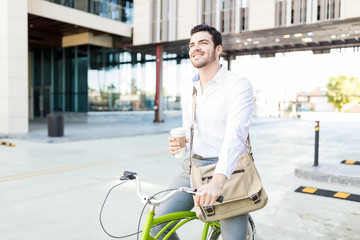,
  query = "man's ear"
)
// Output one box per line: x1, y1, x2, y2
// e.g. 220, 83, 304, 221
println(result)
216, 45, 223, 58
